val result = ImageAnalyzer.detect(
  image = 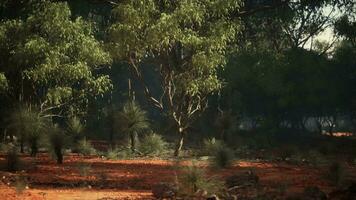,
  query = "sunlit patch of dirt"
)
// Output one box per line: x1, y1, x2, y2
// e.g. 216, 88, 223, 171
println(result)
0, 154, 355, 199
